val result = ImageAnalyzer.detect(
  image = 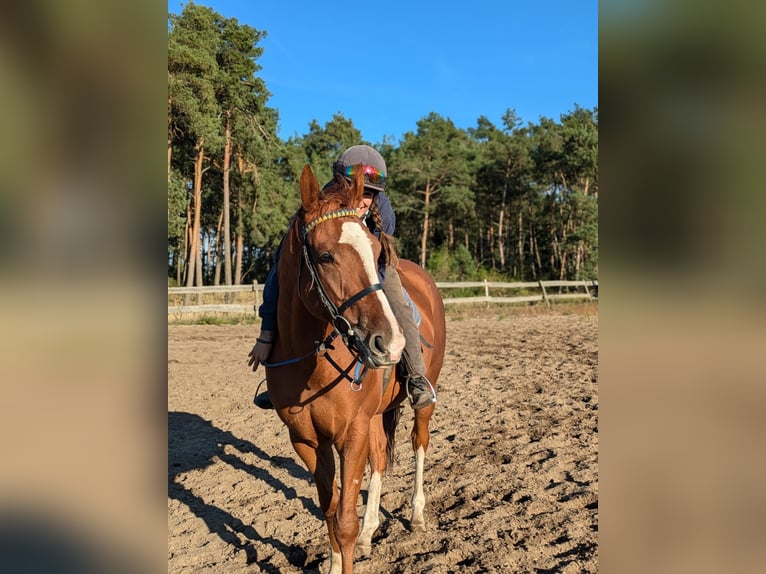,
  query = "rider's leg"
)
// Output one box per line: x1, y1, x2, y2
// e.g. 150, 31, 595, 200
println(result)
382, 265, 436, 410
252, 250, 281, 410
